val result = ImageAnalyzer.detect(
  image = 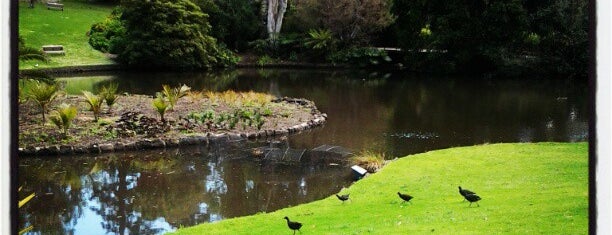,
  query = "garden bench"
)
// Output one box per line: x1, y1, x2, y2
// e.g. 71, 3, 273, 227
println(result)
46, 1, 64, 11
42, 45, 65, 55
